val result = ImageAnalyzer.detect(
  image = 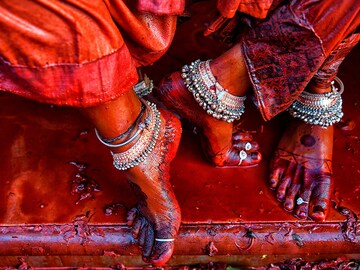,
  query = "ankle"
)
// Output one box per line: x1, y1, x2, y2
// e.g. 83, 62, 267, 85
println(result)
95, 100, 162, 170
308, 81, 331, 94
210, 43, 251, 96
